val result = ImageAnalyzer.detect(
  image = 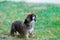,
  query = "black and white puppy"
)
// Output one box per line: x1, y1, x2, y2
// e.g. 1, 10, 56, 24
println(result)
10, 13, 36, 40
